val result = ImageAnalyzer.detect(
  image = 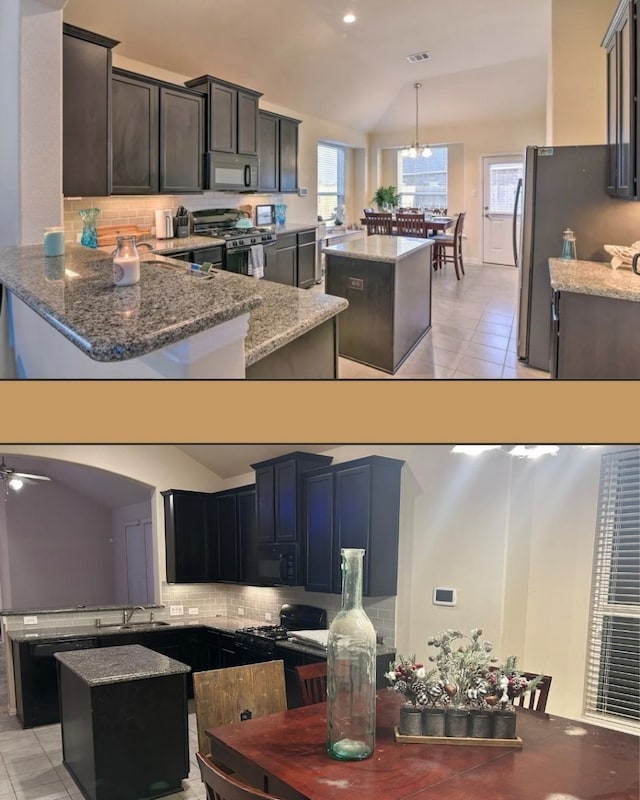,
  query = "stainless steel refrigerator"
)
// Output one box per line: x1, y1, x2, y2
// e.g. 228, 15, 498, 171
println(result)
516, 144, 640, 371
